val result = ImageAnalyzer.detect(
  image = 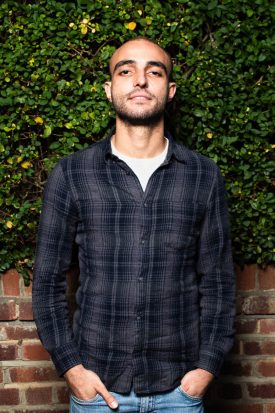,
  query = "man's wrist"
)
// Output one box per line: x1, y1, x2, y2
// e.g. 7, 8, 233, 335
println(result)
64, 364, 86, 382
196, 368, 214, 379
